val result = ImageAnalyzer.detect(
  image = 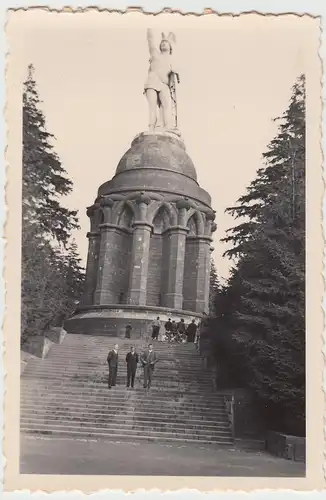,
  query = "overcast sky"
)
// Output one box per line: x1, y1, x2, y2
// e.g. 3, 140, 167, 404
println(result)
8, 10, 315, 281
